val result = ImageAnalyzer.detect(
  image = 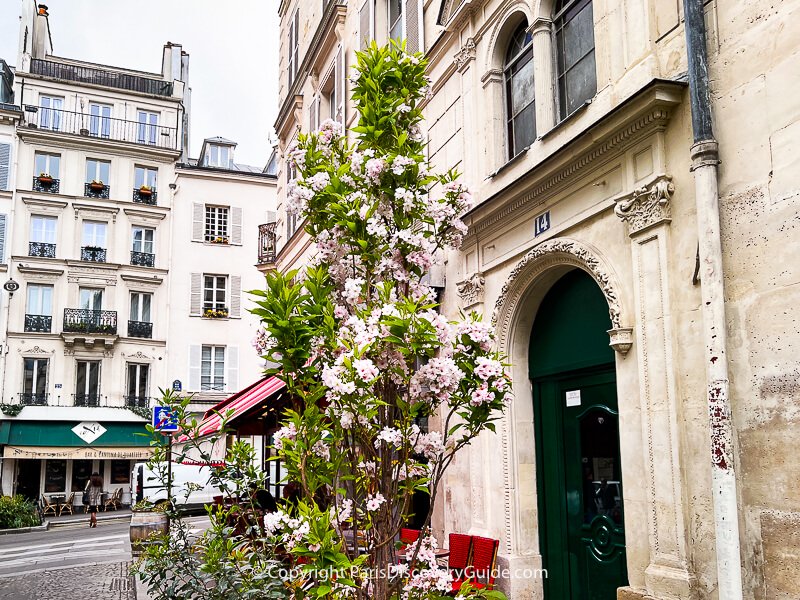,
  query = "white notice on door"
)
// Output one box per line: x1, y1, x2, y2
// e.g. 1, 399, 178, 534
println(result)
566, 390, 581, 407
